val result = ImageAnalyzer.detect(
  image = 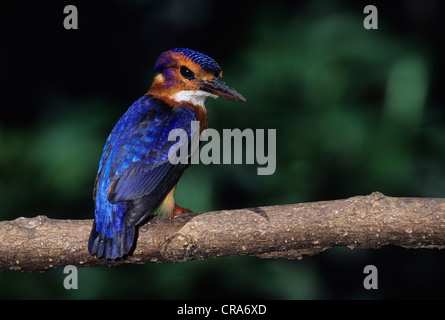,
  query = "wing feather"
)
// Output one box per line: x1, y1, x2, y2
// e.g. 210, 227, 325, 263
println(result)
104, 97, 196, 221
